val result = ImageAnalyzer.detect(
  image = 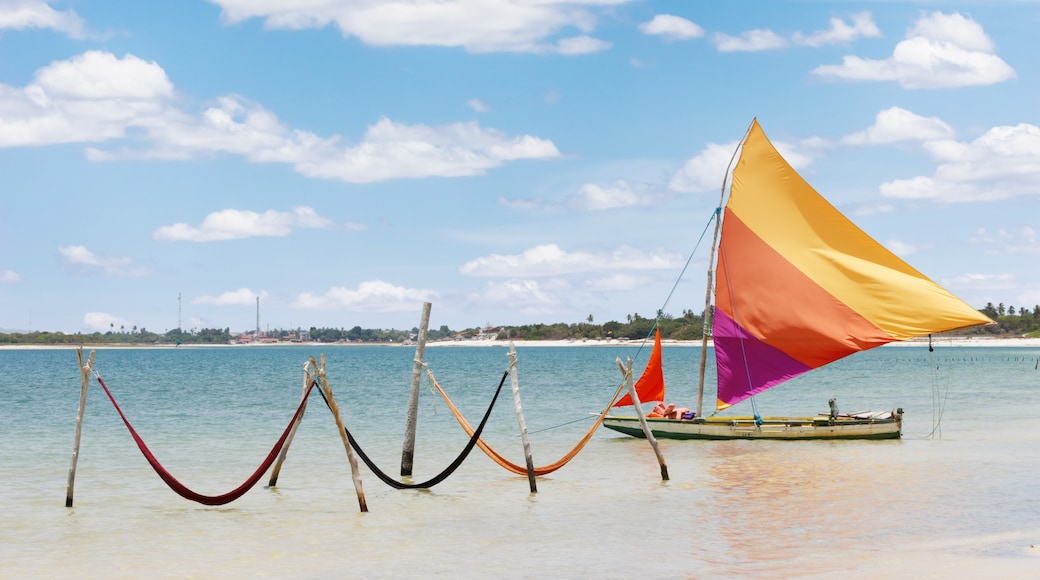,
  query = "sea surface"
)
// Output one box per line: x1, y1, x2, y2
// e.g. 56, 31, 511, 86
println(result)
1, 344, 1038, 579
